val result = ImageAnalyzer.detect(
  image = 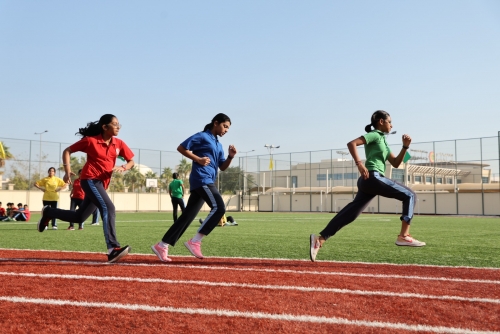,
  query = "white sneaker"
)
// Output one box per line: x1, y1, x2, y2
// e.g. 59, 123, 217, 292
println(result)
395, 235, 426, 247
52, 226, 58, 230
310, 234, 321, 262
